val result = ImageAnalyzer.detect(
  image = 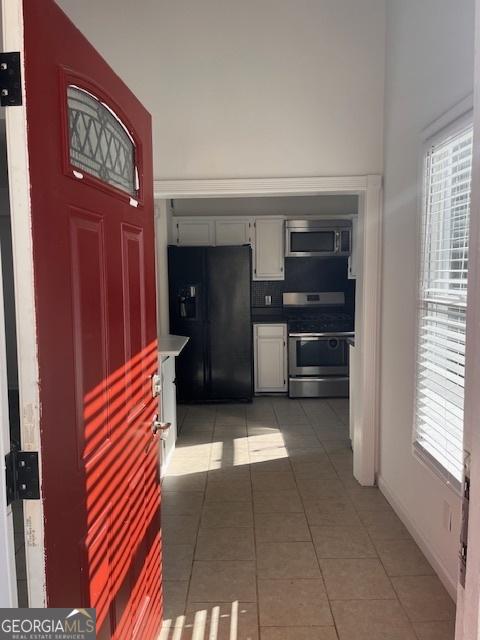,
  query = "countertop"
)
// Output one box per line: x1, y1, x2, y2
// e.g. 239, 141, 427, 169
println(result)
251, 308, 286, 324
159, 334, 189, 357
